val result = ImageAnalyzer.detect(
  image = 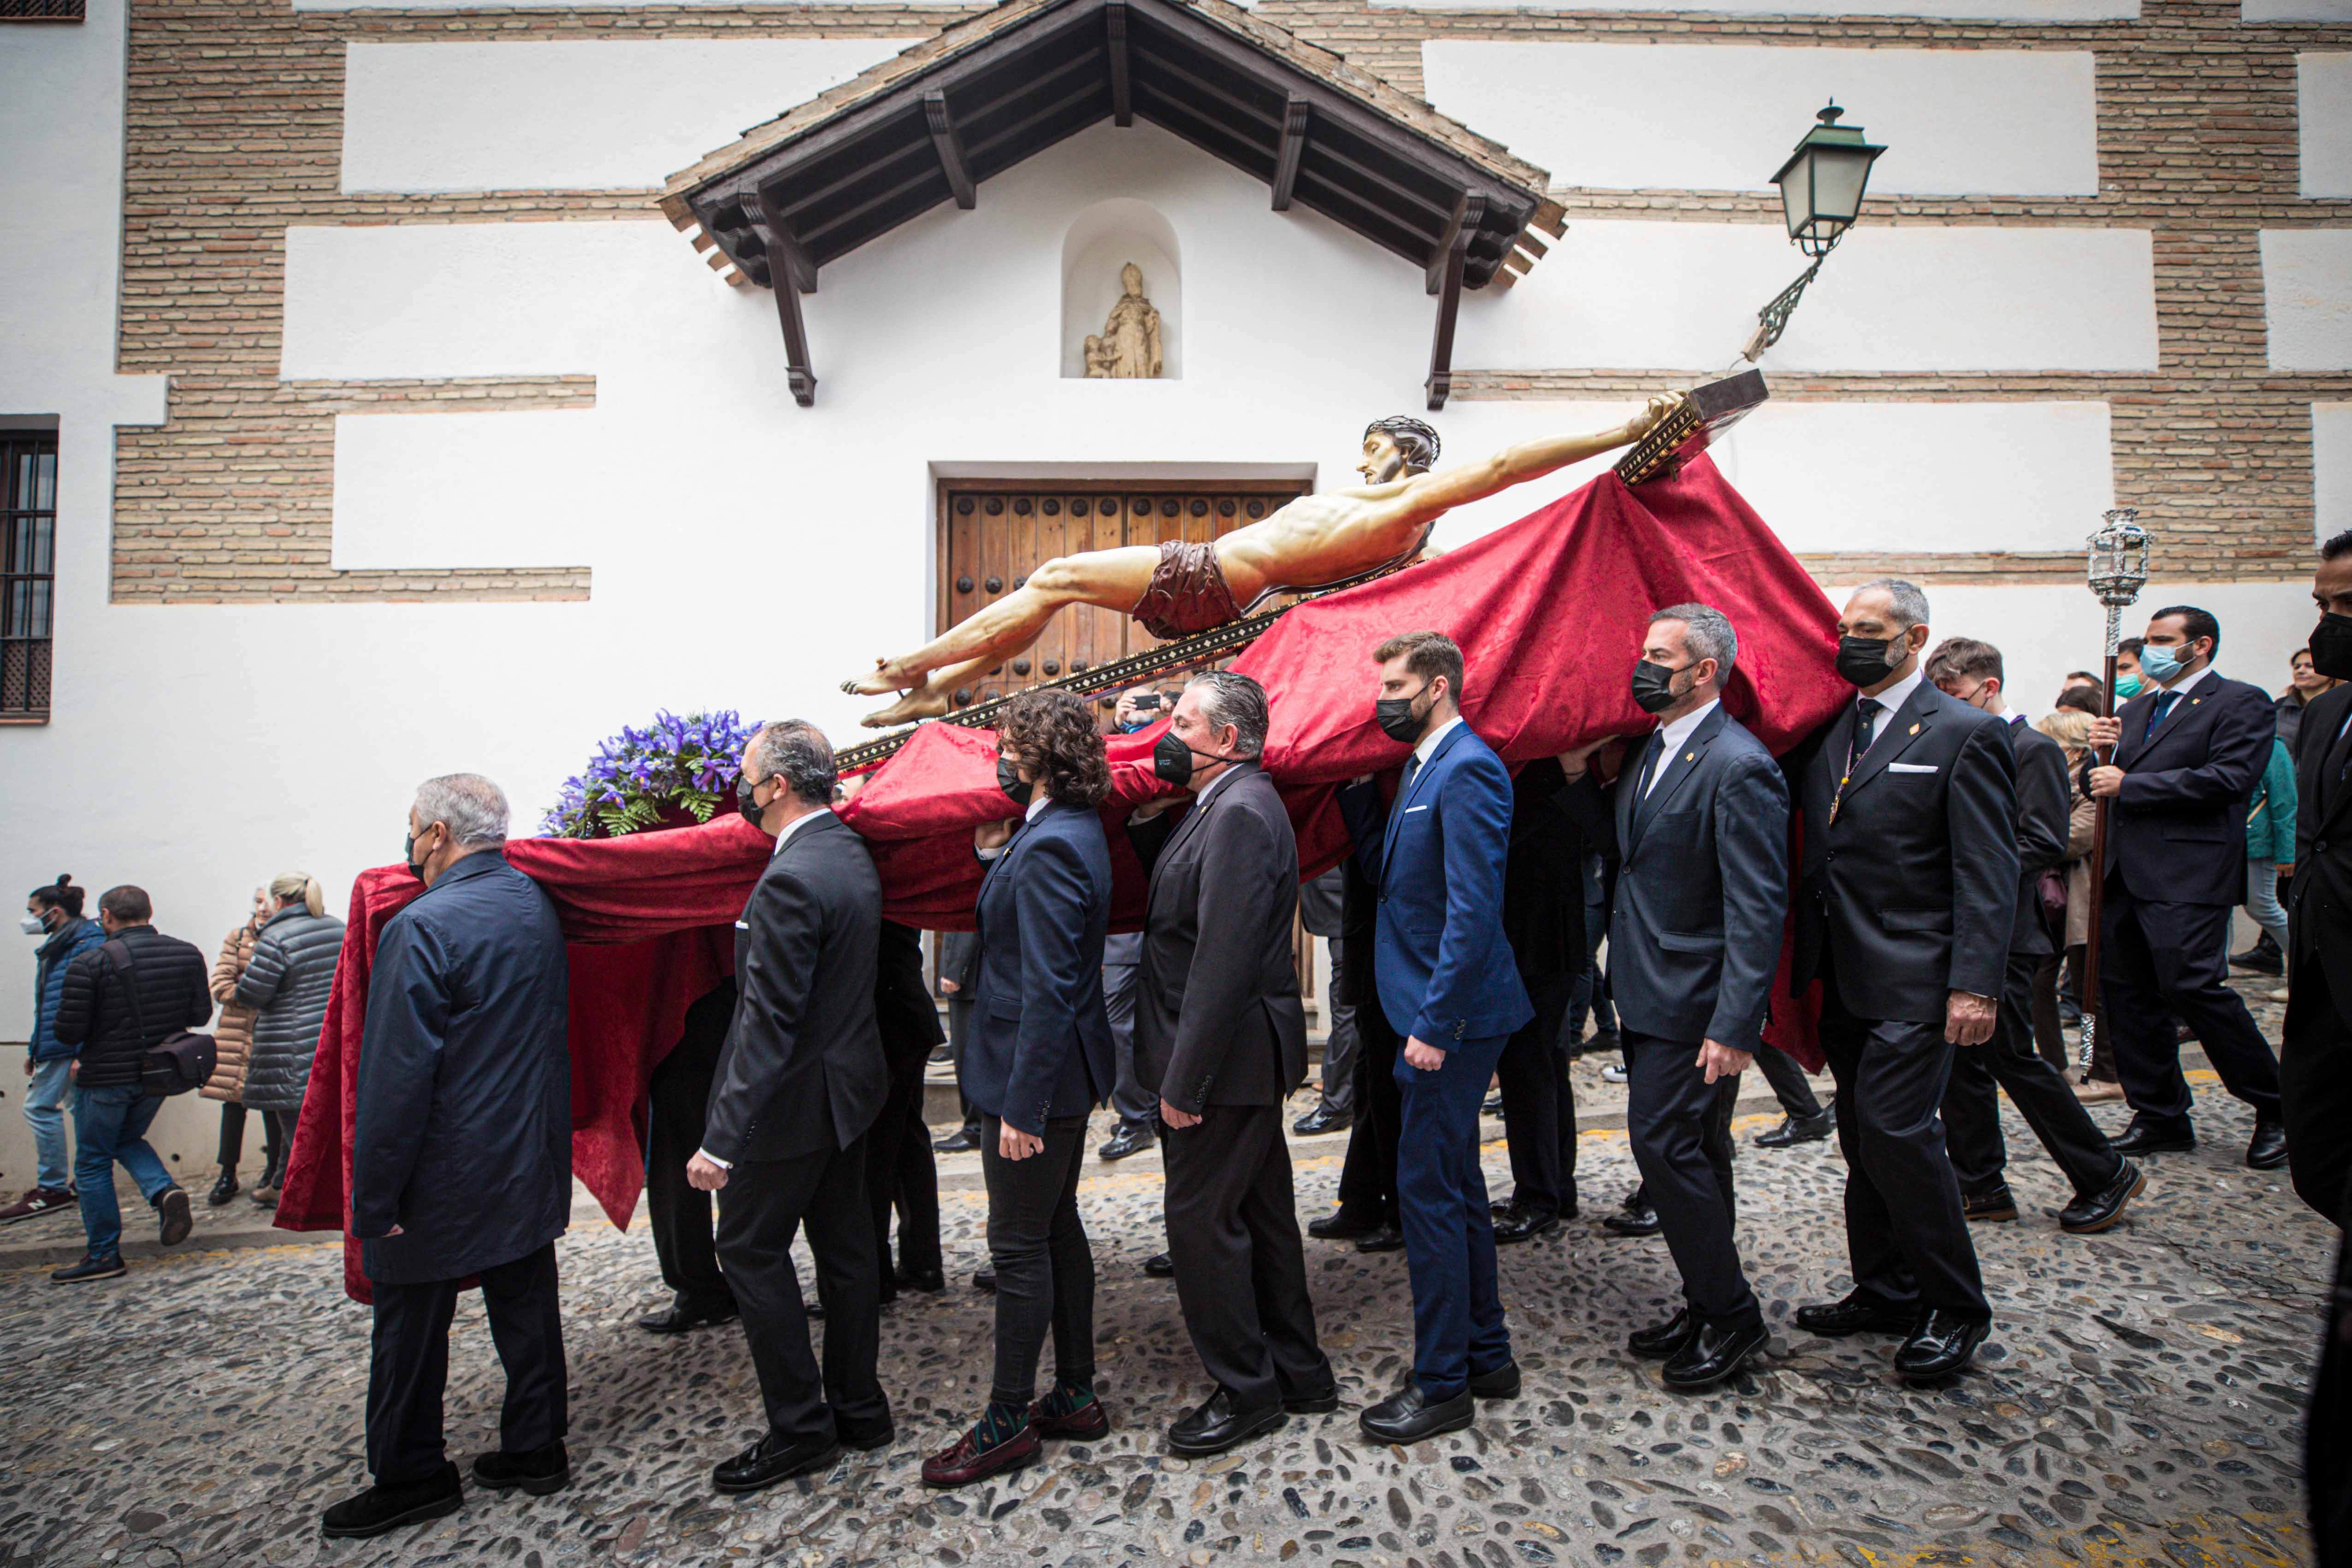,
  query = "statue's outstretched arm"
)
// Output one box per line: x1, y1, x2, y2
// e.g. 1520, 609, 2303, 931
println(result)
1394, 394, 1682, 520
